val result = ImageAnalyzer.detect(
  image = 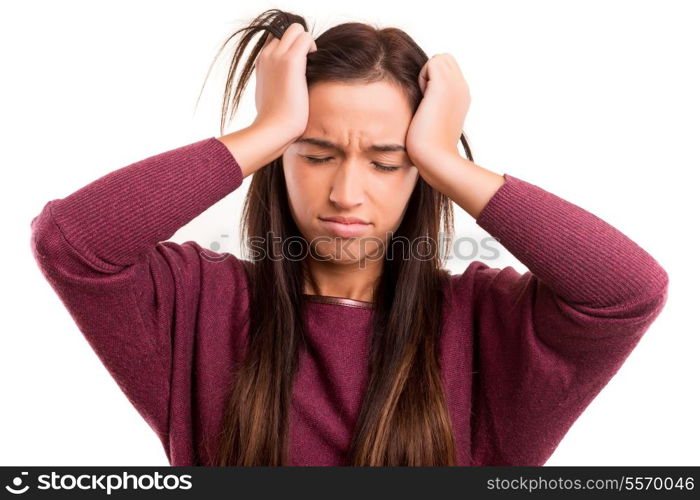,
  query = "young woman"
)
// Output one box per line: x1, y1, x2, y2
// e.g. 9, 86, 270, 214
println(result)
30, 9, 669, 466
